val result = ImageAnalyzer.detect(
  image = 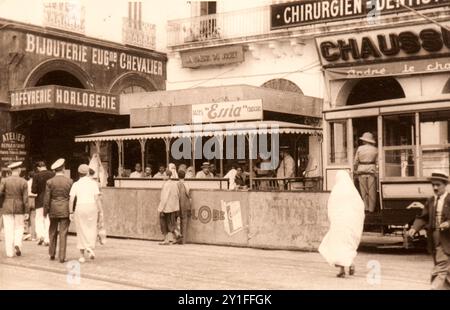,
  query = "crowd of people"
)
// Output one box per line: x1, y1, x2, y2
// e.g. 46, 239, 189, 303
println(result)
124, 147, 302, 191
0, 159, 105, 263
